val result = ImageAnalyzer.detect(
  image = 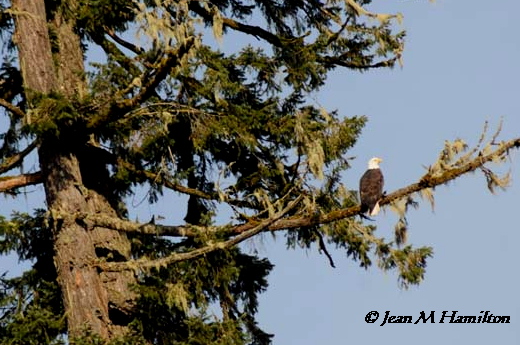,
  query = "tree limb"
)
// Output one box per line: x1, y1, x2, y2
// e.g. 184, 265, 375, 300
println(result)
0, 140, 39, 174
188, 2, 283, 47
98, 195, 303, 271
86, 37, 195, 129
87, 137, 519, 242
0, 172, 42, 192
125, 164, 217, 200
189, 2, 400, 70
313, 228, 336, 268
116, 36, 196, 111
318, 55, 400, 70
76, 212, 196, 237
230, 137, 520, 235
0, 98, 26, 118
90, 34, 141, 77
103, 26, 144, 55
121, 162, 258, 210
